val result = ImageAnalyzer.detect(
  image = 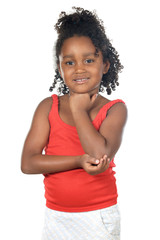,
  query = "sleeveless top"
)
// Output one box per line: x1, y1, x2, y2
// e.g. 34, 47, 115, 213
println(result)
44, 94, 125, 212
